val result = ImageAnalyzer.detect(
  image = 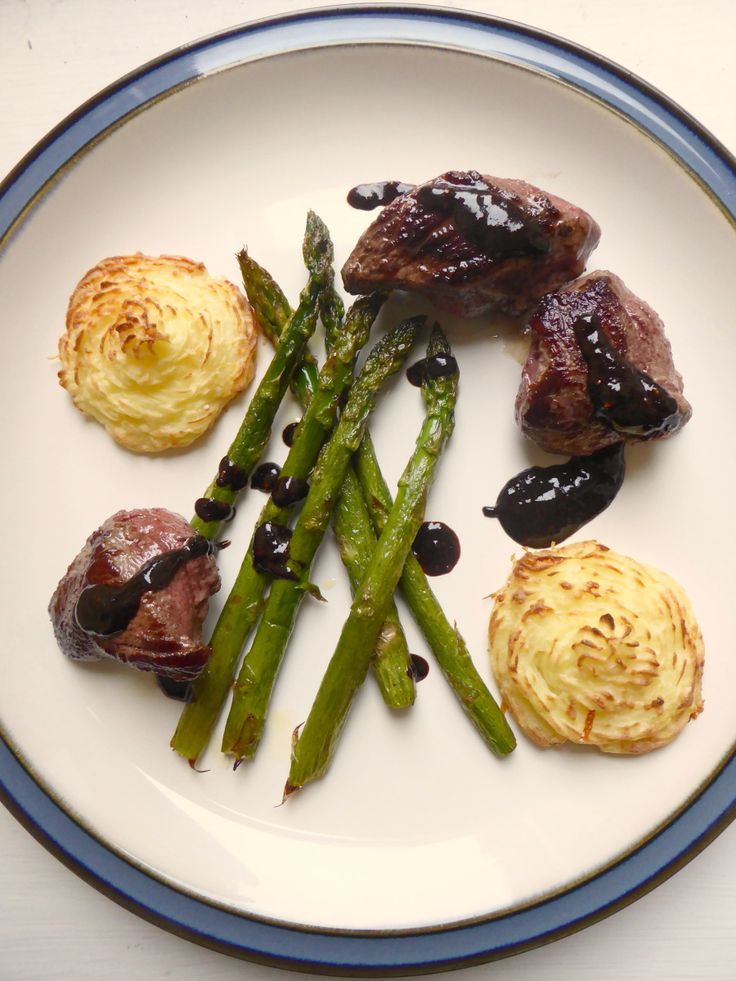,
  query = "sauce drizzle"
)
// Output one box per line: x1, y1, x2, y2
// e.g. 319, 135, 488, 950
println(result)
409, 654, 430, 682
271, 475, 310, 508
483, 443, 626, 548
75, 535, 218, 637
157, 676, 193, 702
574, 314, 682, 438
252, 522, 298, 580
251, 462, 281, 493
415, 171, 550, 257
406, 353, 459, 387
347, 180, 414, 210
194, 497, 235, 523
411, 521, 461, 576
216, 456, 248, 491
282, 421, 300, 447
